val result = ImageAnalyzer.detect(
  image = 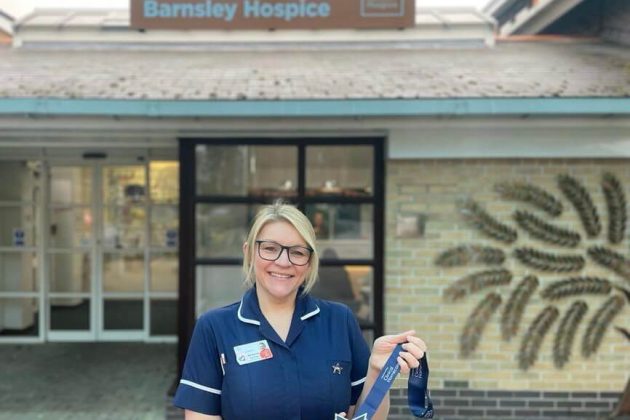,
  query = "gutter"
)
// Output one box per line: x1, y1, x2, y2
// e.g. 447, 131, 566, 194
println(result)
1, 97, 630, 118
